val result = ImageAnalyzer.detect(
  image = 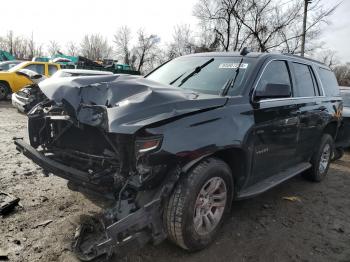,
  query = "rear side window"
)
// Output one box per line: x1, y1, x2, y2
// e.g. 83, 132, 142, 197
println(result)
48, 65, 58, 76
23, 64, 45, 75
317, 67, 340, 96
256, 60, 291, 94
292, 63, 316, 97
